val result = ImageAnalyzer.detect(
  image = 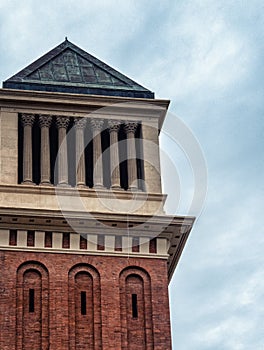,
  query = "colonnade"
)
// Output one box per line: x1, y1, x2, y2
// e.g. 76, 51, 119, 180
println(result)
20, 114, 140, 190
